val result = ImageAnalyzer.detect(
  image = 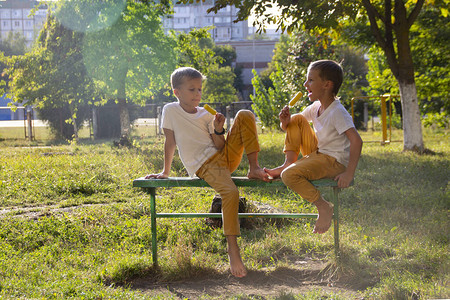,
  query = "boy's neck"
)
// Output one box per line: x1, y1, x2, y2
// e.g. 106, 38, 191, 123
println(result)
316, 95, 335, 117
178, 101, 197, 114
318, 96, 335, 111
